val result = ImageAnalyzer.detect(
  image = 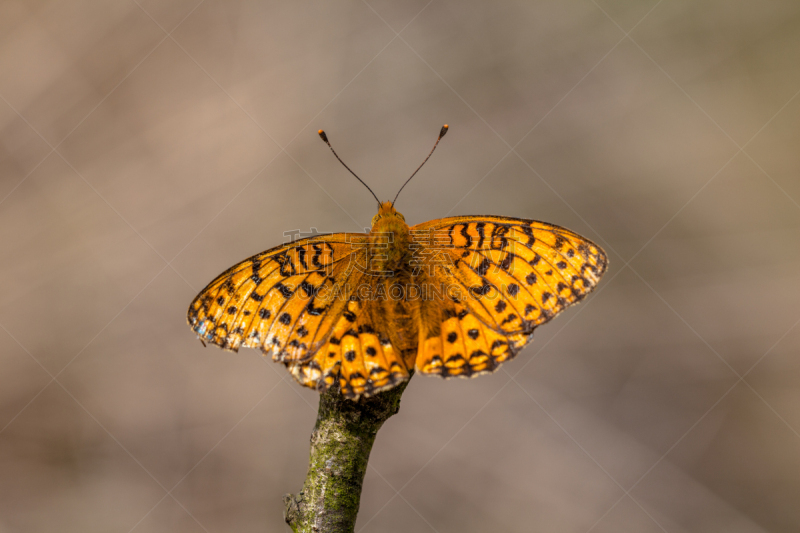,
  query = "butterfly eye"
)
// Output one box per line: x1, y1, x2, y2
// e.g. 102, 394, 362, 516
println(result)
371, 214, 381, 226
397, 213, 405, 221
